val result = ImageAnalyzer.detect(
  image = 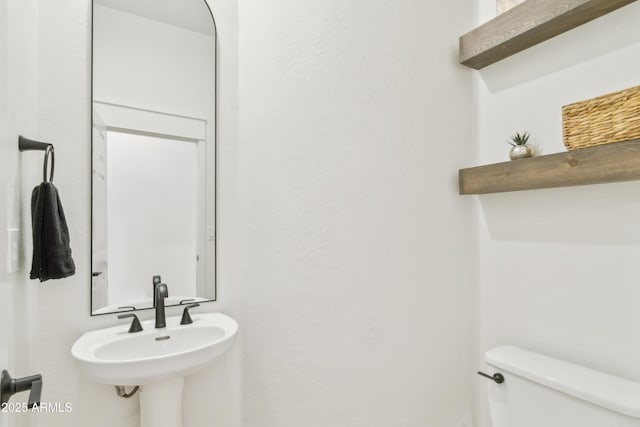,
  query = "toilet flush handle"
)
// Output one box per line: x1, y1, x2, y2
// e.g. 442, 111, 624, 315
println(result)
477, 371, 504, 384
